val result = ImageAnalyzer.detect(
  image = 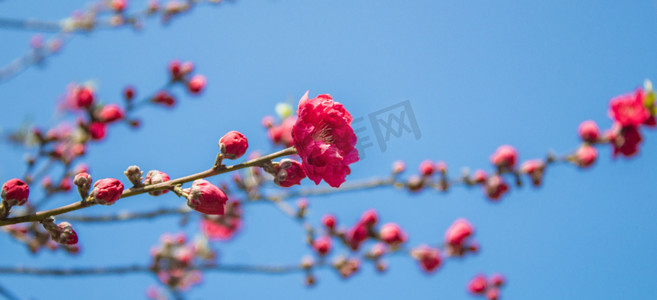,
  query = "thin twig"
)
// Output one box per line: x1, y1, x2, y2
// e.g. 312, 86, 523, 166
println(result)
0, 263, 304, 276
